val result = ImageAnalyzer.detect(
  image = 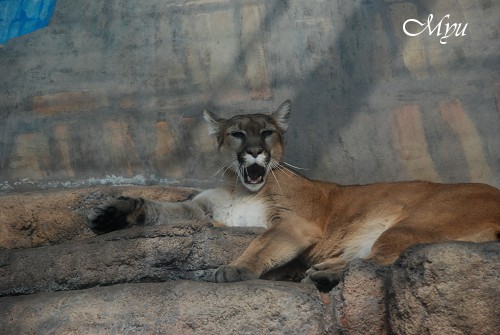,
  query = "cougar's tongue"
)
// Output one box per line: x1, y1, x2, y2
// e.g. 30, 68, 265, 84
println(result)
245, 164, 265, 184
